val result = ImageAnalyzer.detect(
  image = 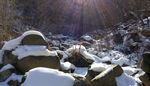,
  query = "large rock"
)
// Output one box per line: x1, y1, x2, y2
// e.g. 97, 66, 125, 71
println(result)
2, 50, 18, 65
21, 34, 48, 46
139, 72, 150, 86
141, 29, 150, 37
91, 64, 123, 86
141, 52, 150, 73
15, 56, 60, 73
